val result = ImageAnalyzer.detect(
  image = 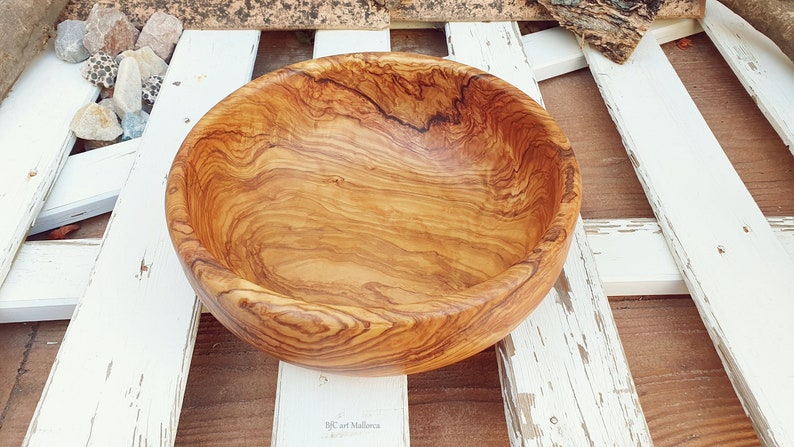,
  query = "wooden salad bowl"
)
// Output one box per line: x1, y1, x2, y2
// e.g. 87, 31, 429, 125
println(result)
165, 52, 581, 376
